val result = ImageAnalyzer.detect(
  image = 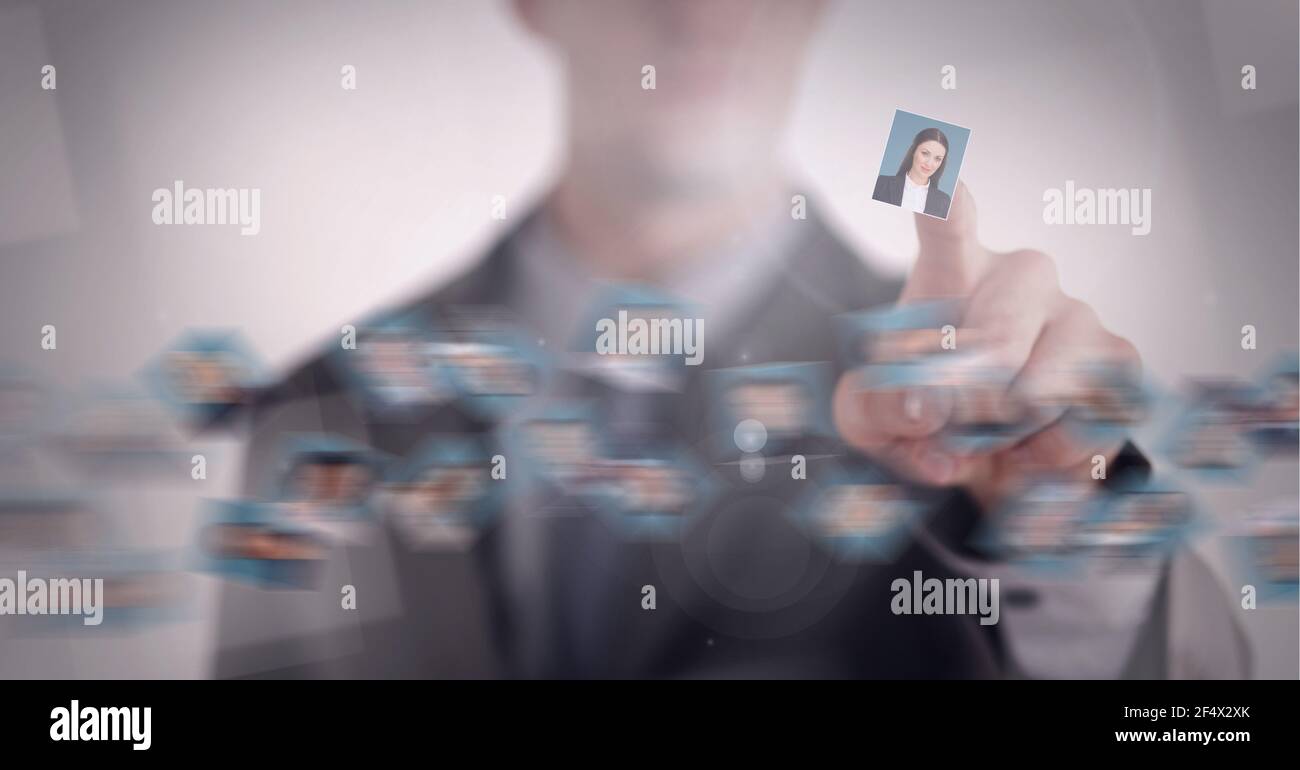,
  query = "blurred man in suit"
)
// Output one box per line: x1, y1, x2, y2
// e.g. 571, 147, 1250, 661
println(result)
214, 0, 1248, 679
